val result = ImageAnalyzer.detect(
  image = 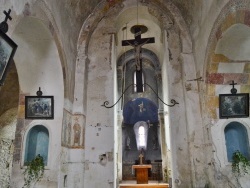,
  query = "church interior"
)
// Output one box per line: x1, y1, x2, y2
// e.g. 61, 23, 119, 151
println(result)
1, 0, 250, 187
